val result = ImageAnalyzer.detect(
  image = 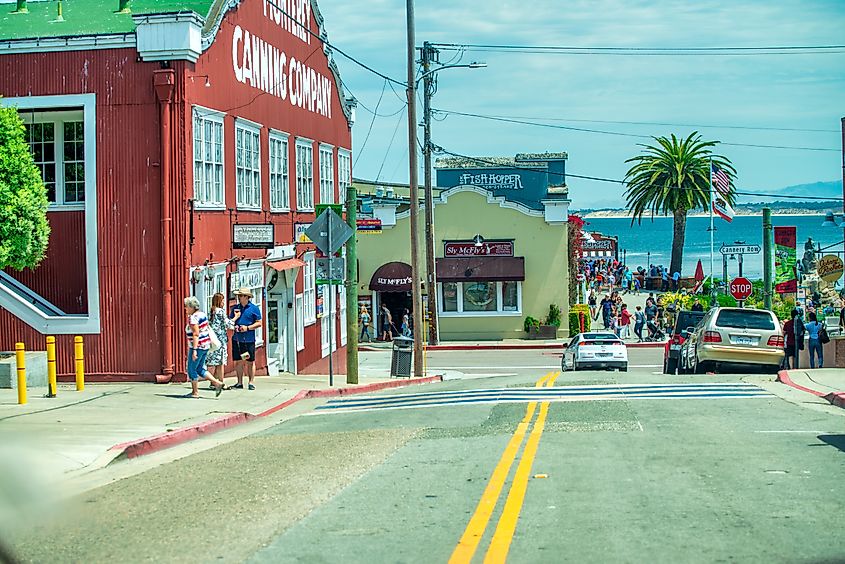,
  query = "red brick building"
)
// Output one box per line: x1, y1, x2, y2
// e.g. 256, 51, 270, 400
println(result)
0, 0, 354, 381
